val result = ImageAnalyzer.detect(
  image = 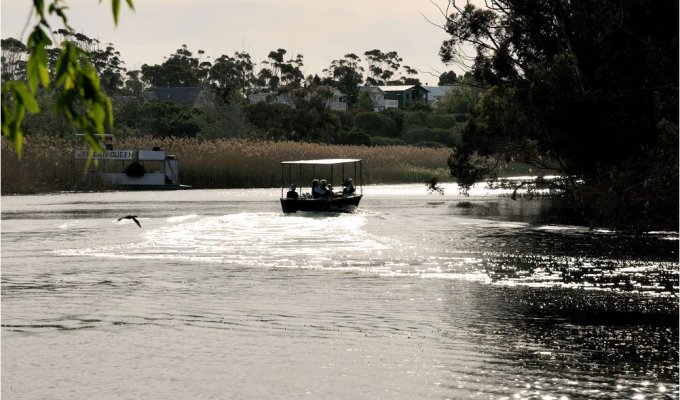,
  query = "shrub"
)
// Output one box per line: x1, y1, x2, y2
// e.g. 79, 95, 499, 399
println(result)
353, 112, 398, 137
